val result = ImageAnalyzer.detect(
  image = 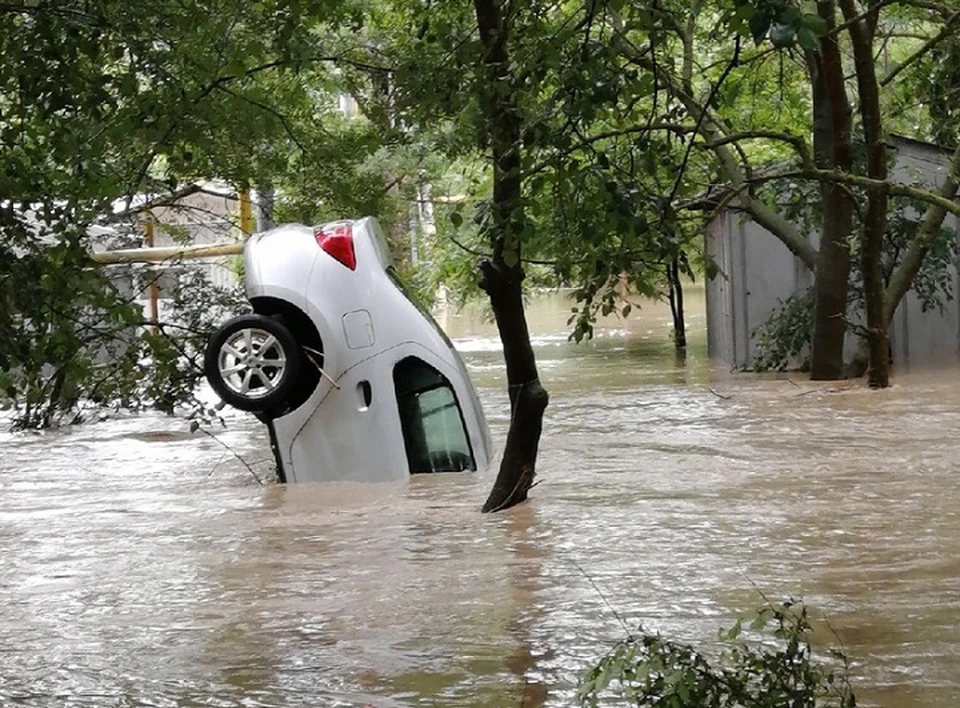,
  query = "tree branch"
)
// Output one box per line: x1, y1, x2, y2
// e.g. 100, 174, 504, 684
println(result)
528, 123, 697, 175
882, 142, 960, 321
213, 83, 317, 156
893, 0, 956, 19
828, 0, 895, 37
777, 167, 960, 217
615, 36, 817, 267
681, 0, 702, 91
705, 131, 813, 168
667, 35, 741, 205
880, 11, 960, 86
